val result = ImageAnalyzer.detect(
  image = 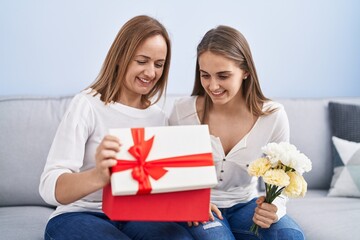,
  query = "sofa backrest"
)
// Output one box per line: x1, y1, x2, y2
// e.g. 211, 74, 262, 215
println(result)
0, 96, 73, 207
1, 95, 359, 207
160, 96, 360, 190
278, 98, 360, 189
